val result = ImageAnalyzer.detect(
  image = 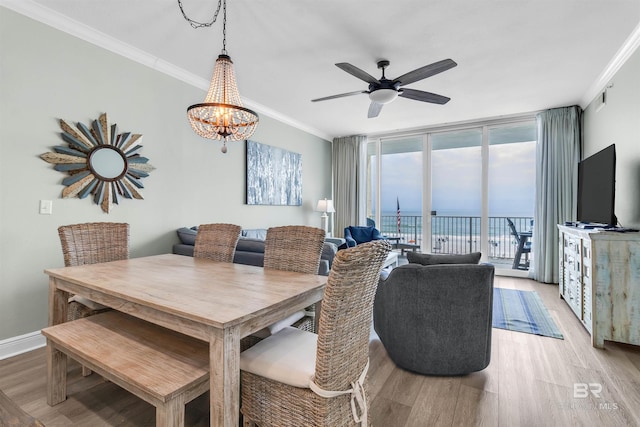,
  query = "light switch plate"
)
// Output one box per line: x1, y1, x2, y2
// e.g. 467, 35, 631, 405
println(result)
39, 200, 53, 215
